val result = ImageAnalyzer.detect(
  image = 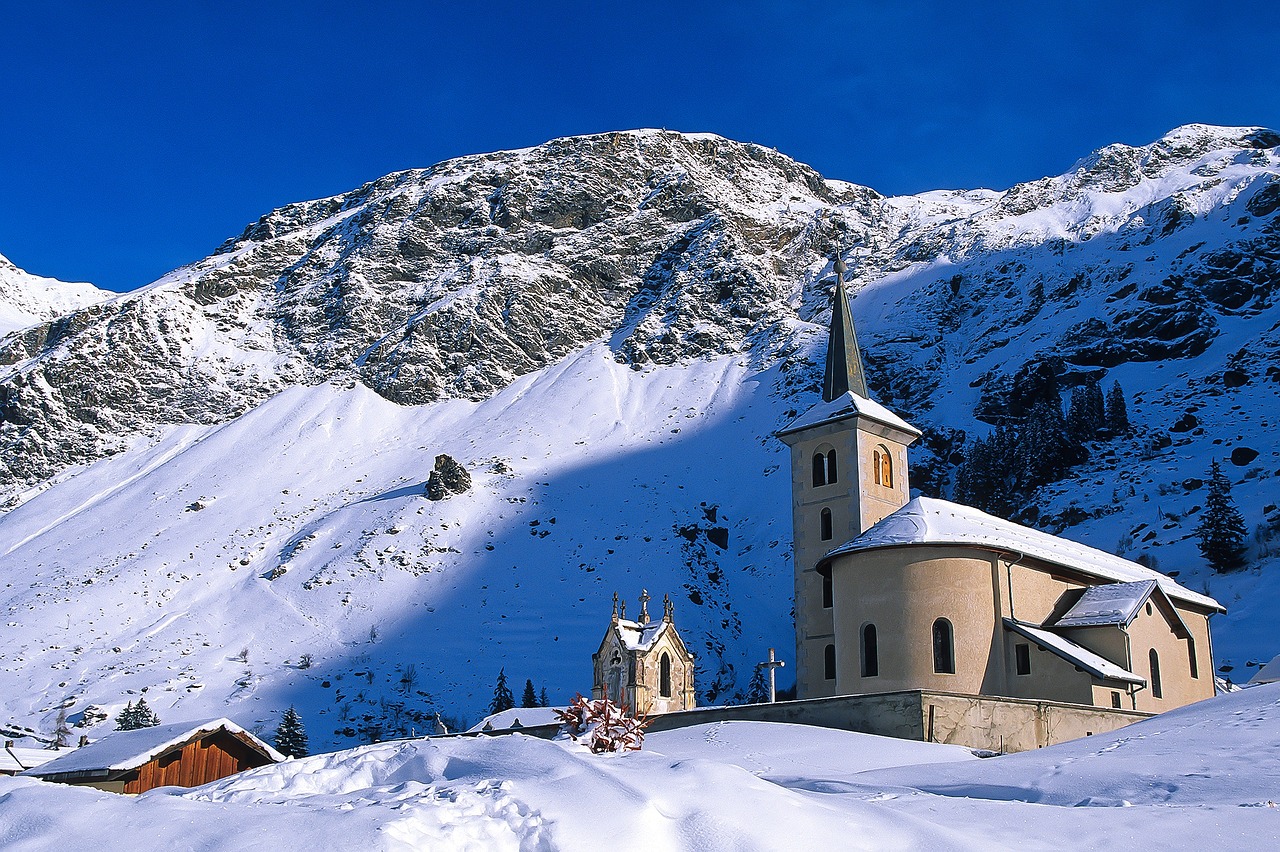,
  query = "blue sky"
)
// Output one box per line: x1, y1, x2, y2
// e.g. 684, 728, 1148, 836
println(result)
3, 1, 1277, 292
